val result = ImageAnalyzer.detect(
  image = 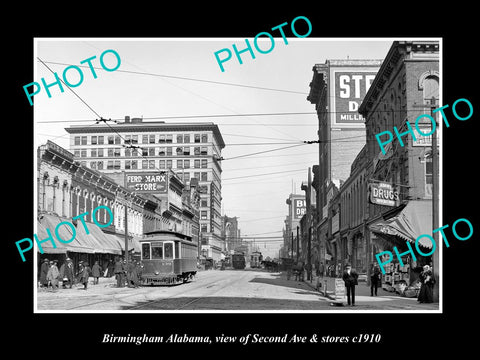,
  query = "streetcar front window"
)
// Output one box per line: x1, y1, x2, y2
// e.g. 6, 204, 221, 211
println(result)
142, 243, 151, 260
152, 243, 163, 259
164, 242, 174, 259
